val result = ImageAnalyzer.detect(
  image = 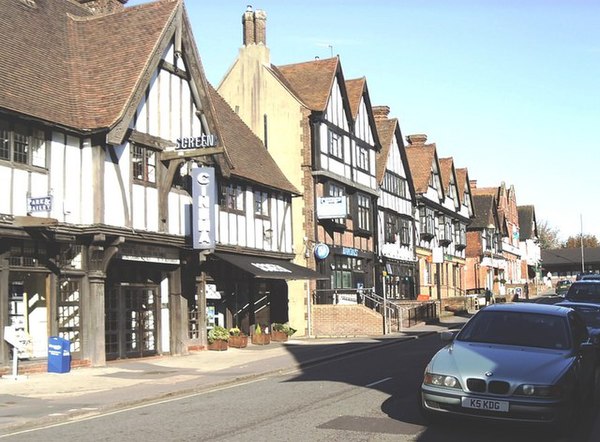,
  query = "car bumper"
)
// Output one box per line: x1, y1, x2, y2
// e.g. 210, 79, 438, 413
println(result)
421, 387, 566, 424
